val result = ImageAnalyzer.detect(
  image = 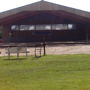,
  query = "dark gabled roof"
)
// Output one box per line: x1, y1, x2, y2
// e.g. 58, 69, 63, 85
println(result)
0, 0, 90, 19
